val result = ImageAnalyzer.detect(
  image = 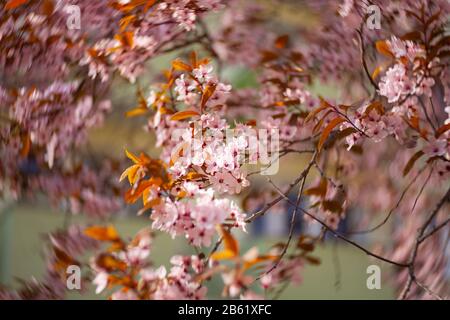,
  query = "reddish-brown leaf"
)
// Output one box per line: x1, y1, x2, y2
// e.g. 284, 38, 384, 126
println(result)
275, 35, 289, 49
322, 200, 343, 214
318, 117, 346, 151
364, 101, 384, 116
20, 133, 31, 157
200, 83, 217, 109
305, 255, 321, 265
297, 235, 315, 252
305, 179, 327, 197
403, 150, 424, 176
435, 123, 450, 138
305, 104, 328, 123
260, 50, 278, 63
